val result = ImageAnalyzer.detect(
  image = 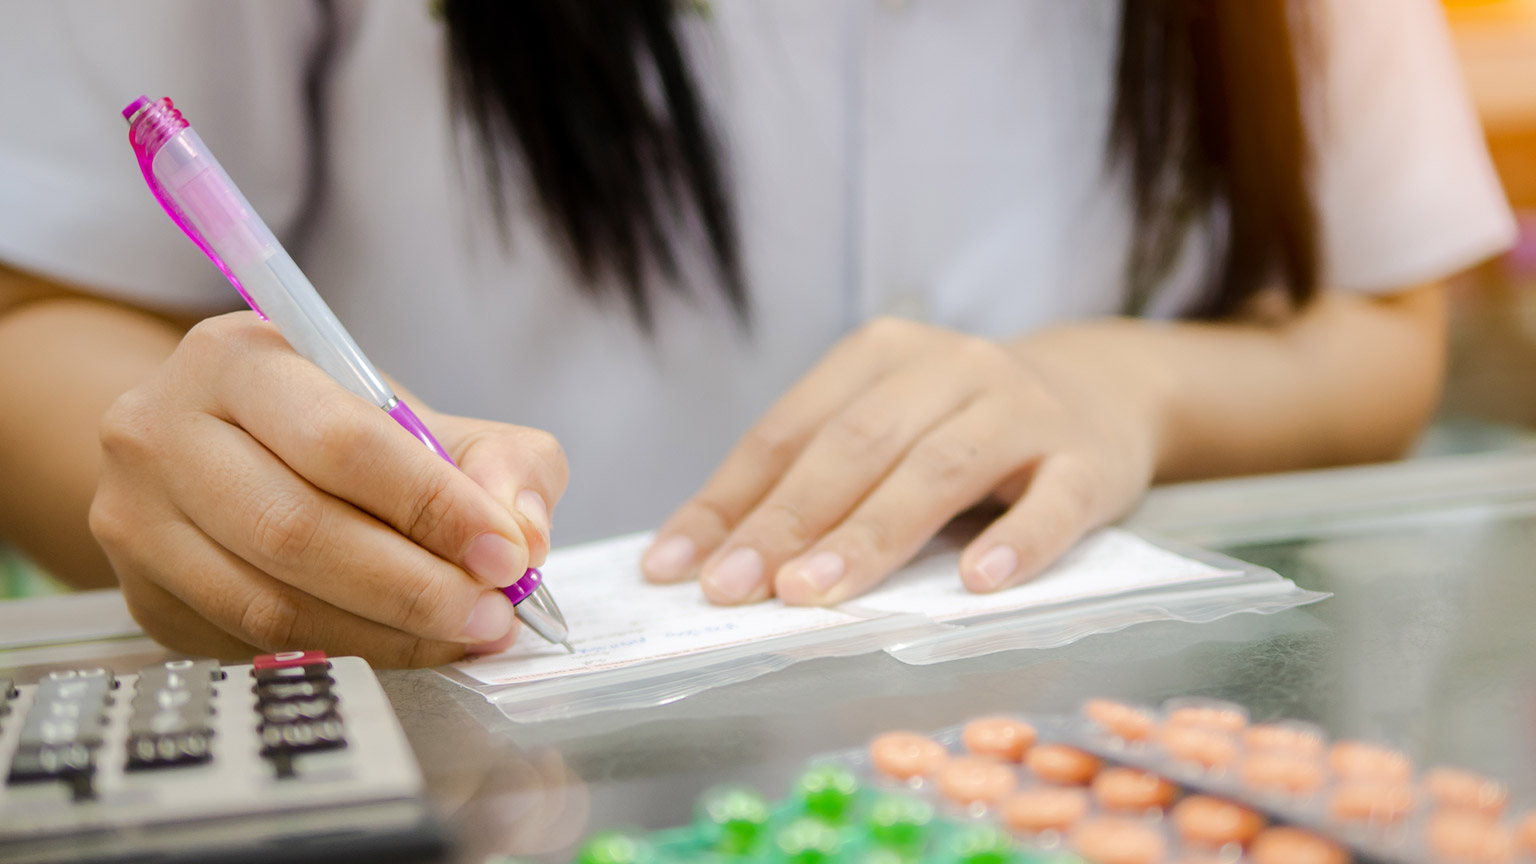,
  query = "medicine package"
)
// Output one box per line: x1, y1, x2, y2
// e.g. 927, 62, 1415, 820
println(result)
440, 529, 1326, 722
